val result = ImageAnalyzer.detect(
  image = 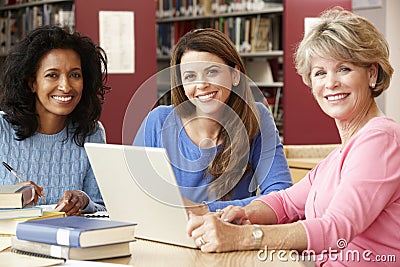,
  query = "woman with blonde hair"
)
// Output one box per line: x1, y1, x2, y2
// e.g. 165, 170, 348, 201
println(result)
187, 7, 400, 266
